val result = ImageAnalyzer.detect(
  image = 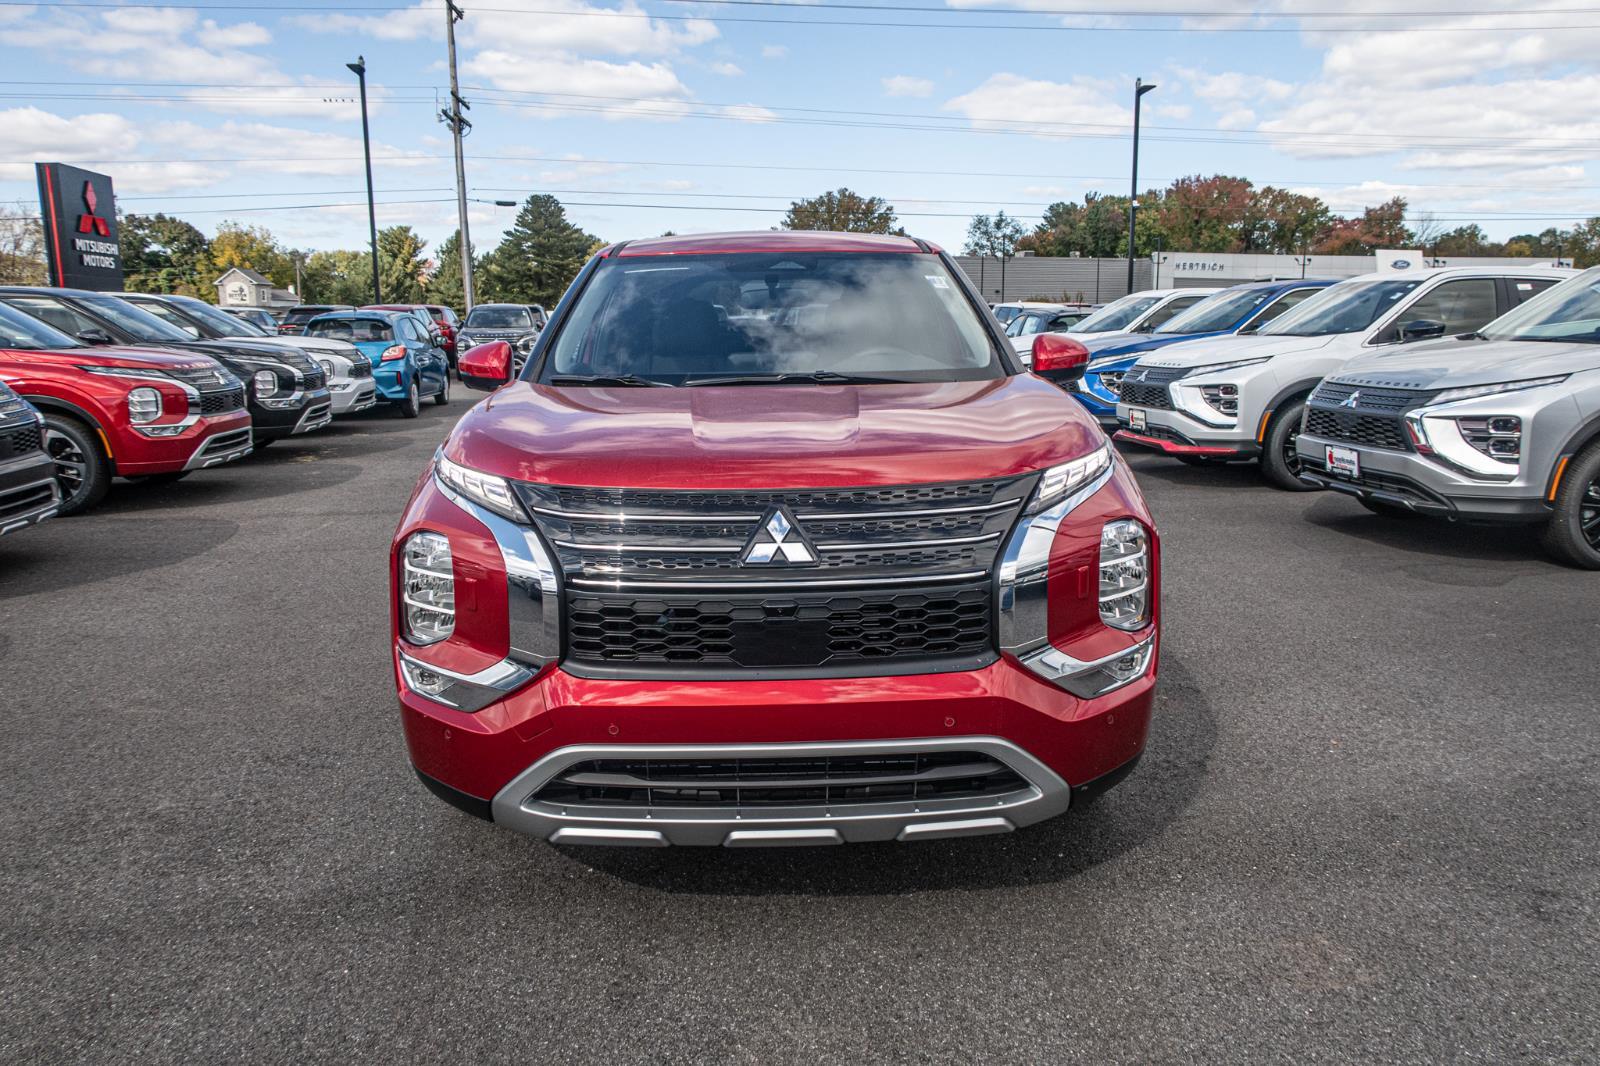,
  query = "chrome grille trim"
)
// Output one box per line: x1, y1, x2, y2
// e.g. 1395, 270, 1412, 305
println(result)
565, 570, 991, 592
